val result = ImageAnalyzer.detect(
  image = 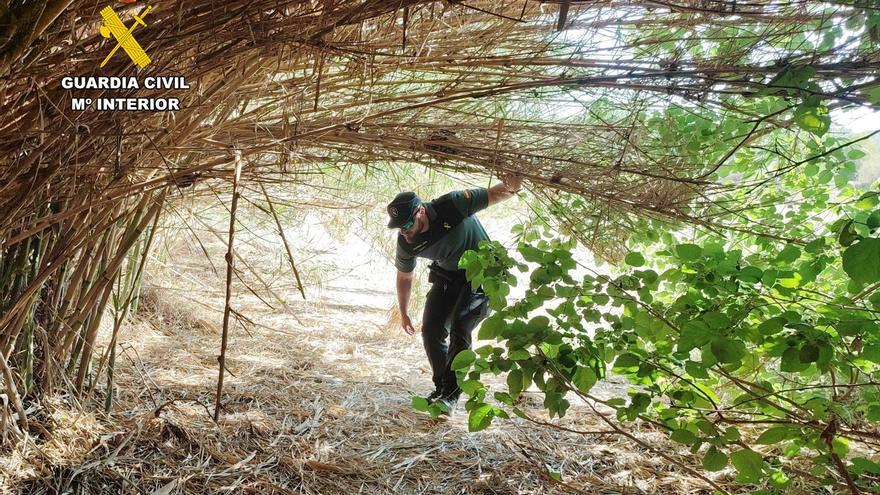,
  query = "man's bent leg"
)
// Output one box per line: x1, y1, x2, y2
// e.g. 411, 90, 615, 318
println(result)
421, 281, 456, 393
440, 288, 490, 400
